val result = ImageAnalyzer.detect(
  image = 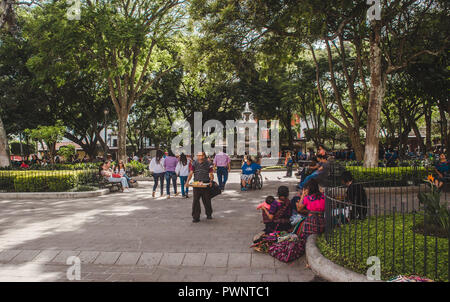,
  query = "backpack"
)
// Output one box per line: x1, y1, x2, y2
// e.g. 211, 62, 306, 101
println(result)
268, 240, 305, 263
